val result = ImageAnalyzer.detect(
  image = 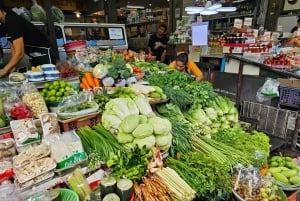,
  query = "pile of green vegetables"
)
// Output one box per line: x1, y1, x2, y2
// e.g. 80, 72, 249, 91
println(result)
166, 152, 232, 201
101, 95, 173, 152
